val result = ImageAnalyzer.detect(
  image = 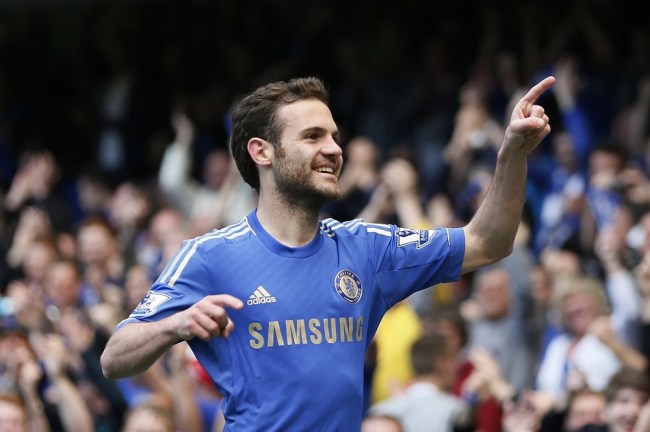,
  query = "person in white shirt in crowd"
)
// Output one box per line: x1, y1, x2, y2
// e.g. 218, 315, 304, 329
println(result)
158, 110, 257, 233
